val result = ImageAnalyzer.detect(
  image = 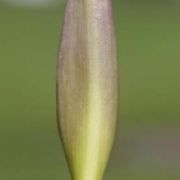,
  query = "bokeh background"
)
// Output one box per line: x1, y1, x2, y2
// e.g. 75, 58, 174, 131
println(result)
0, 0, 180, 179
